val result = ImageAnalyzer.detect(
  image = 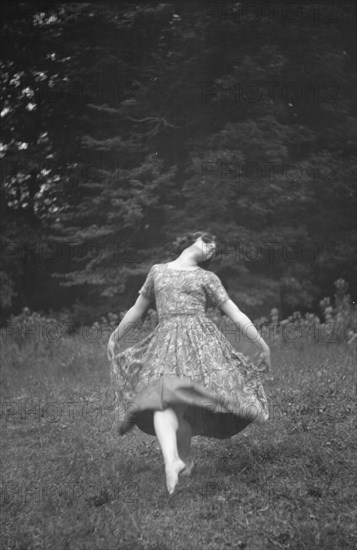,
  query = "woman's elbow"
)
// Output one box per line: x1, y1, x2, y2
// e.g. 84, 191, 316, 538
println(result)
221, 299, 239, 315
